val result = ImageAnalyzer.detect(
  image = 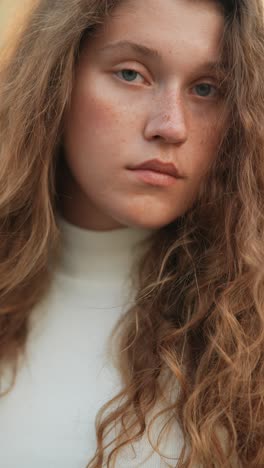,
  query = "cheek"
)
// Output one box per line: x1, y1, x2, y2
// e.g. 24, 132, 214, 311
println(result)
64, 77, 142, 174
180, 124, 223, 203
62, 80, 131, 179
193, 118, 223, 170
69, 70, 139, 137
63, 102, 117, 183
70, 91, 119, 138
